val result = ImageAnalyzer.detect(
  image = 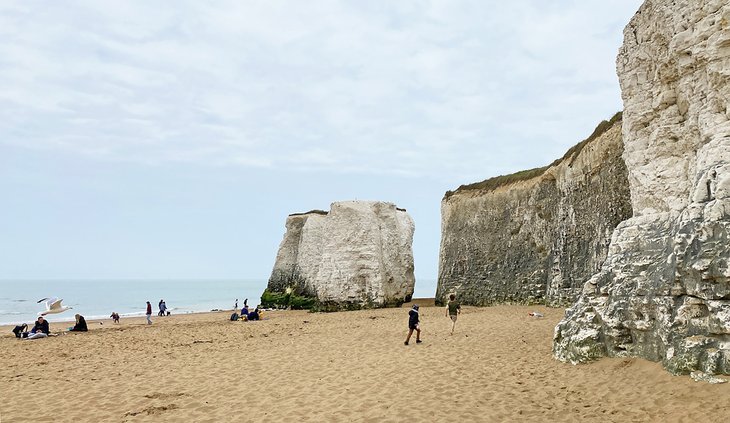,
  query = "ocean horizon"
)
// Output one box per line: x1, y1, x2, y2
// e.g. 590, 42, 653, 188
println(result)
0, 279, 265, 326
0, 278, 437, 326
